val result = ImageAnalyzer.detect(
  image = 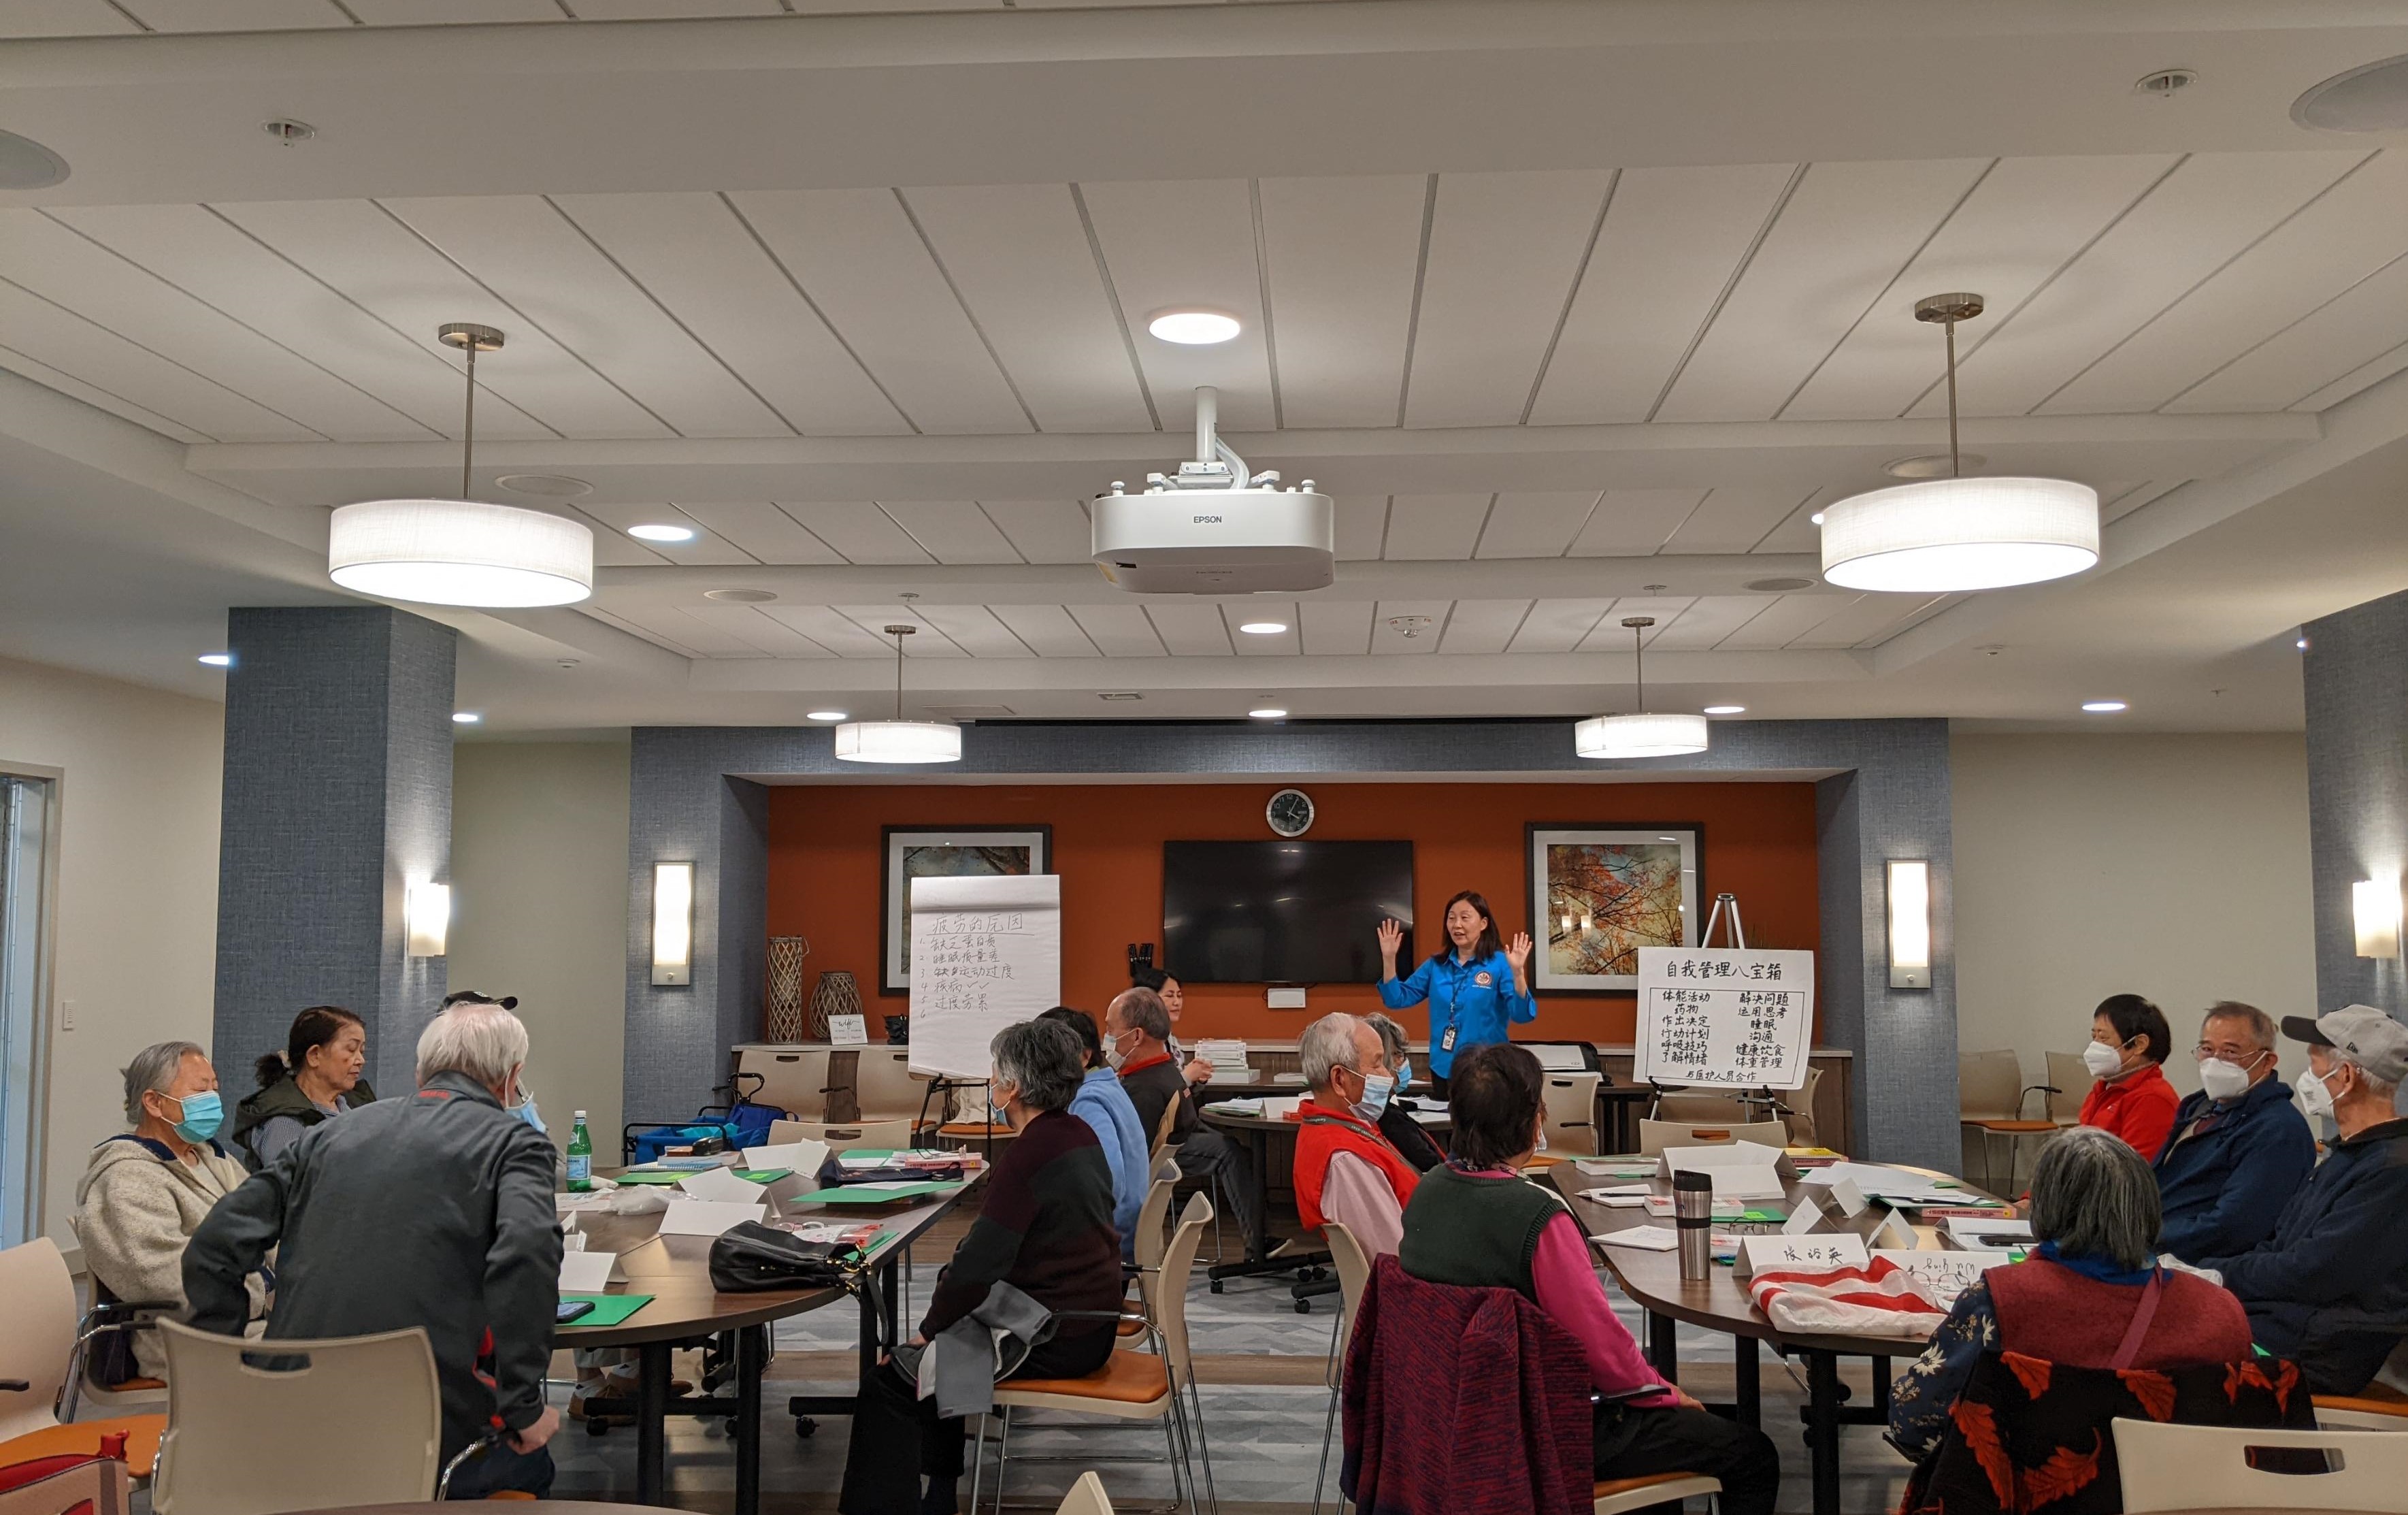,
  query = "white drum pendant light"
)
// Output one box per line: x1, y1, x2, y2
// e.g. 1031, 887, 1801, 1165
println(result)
834, 623, 962, 764
1819, 293, 2098, 593
1577, 617, 1707, 760
329, 324, 594, 608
